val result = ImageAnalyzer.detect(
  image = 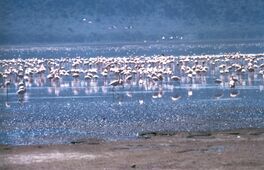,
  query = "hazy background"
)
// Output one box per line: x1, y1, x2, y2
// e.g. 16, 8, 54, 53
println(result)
1, 0, 264, 45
